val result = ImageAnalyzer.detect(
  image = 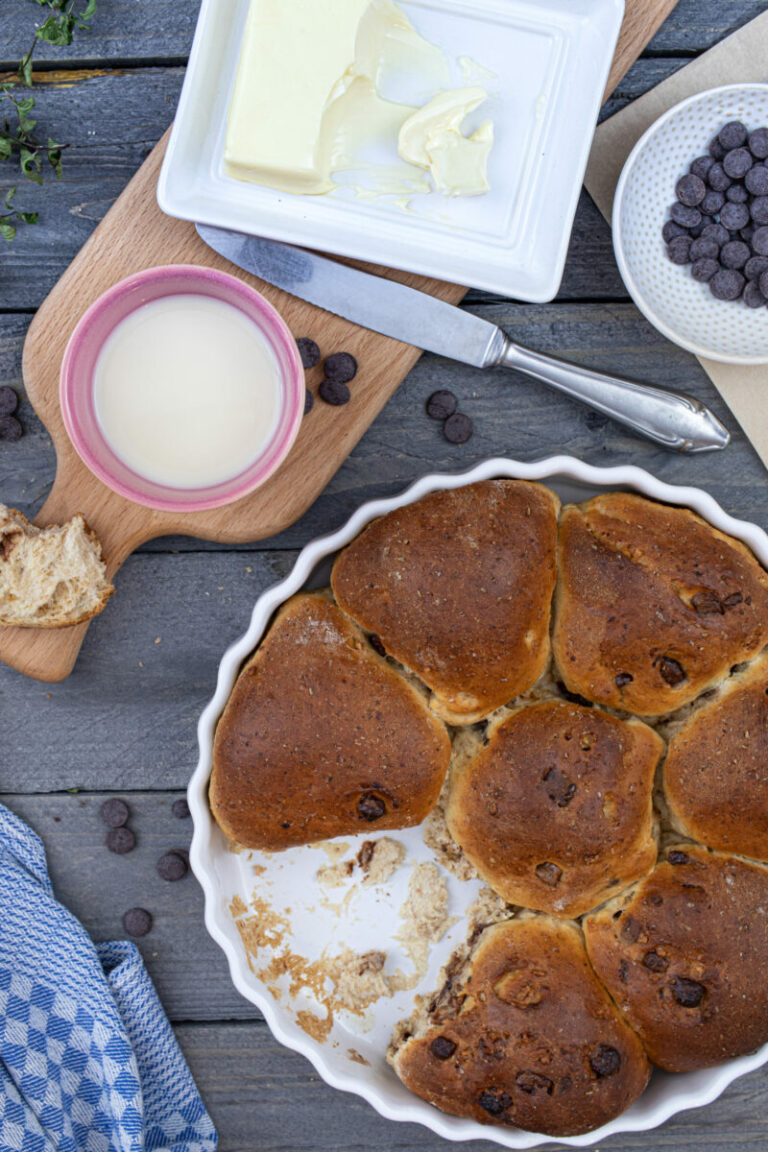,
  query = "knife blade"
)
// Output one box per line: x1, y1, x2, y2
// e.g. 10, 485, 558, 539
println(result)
195, 224, 730, 453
